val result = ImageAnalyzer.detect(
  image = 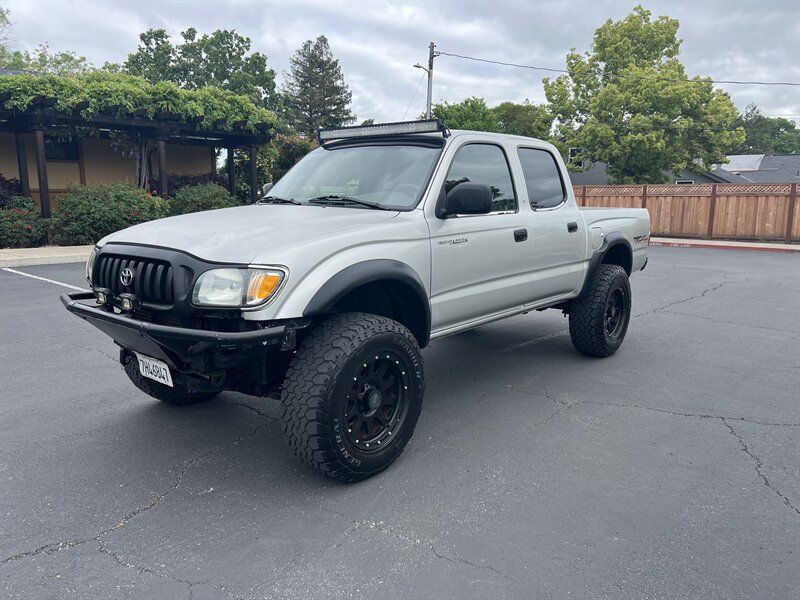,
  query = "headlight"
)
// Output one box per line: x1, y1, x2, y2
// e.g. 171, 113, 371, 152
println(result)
192, 268, 285, 308
86, 247, 98, 284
